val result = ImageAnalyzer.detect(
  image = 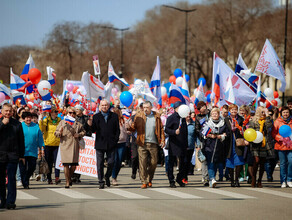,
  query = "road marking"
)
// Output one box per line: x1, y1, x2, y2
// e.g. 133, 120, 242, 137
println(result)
196, 188, 256, 199
17, 190, 38, 200
245, 188, 292, 199
150, 188, 201, 199
49, 188, 94, 199
103, 189, 149, 199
